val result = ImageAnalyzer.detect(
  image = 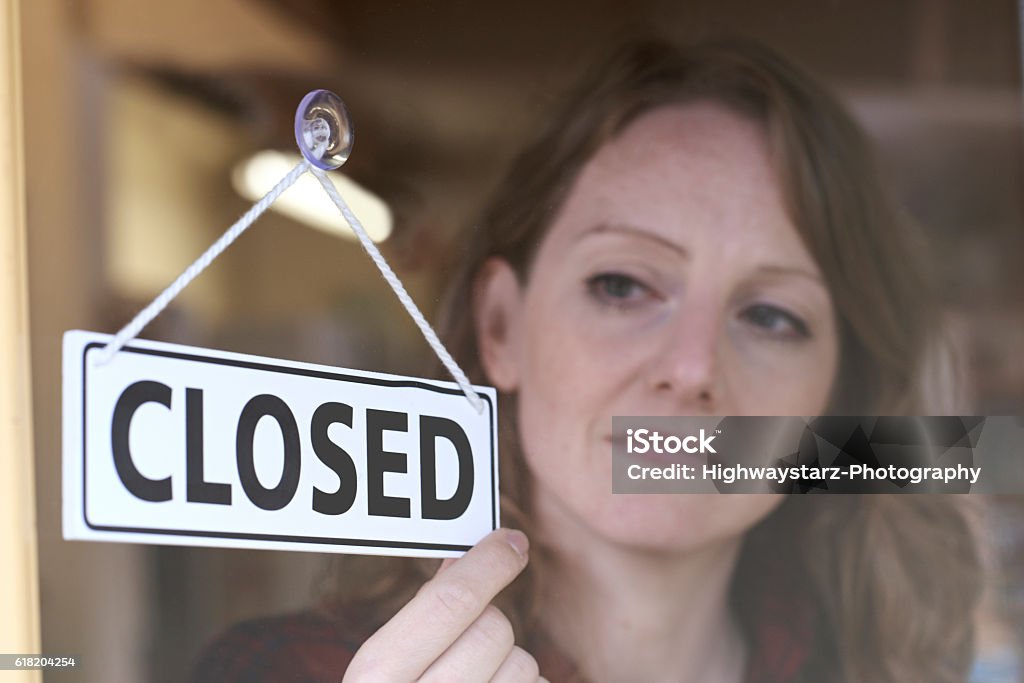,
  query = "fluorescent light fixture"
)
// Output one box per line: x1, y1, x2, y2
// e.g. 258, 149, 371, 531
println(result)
232, 150, 392, 243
